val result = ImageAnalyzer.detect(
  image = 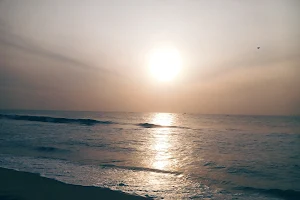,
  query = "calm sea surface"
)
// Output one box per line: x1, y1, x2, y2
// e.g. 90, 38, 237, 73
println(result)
0, 110, 299, 199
